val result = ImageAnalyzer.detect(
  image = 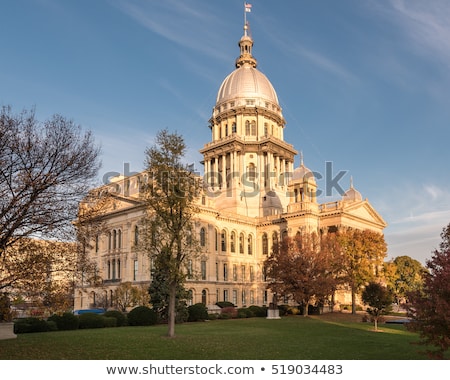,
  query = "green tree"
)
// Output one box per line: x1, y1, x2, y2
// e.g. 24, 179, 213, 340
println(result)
383, 255, 426, 304
148, 256, 191, 323
140, 129, 200, 337
407, 223, 450, 359
362, 282, 393, 331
